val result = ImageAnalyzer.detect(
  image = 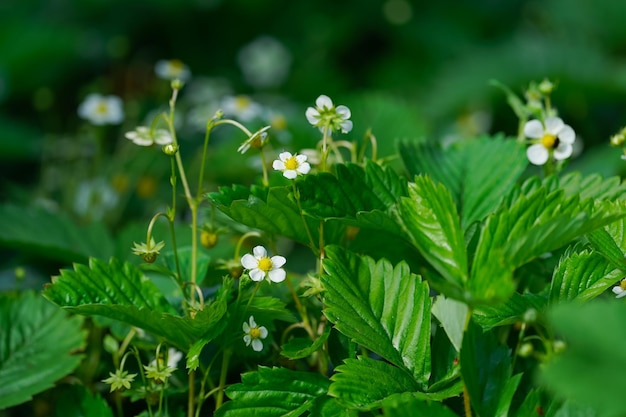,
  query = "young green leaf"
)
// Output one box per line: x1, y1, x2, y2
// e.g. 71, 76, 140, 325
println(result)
549, 244, 622, 303
473, 292, 547, 330
281, 327, 331, 360
587, 217, 626, 270
215, 366, 330, 417
0, 292, 87, 409
398, 175, 468, 298
322, 246, 431, 386
381, 392, 460, 417
432, 296, 469, 352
